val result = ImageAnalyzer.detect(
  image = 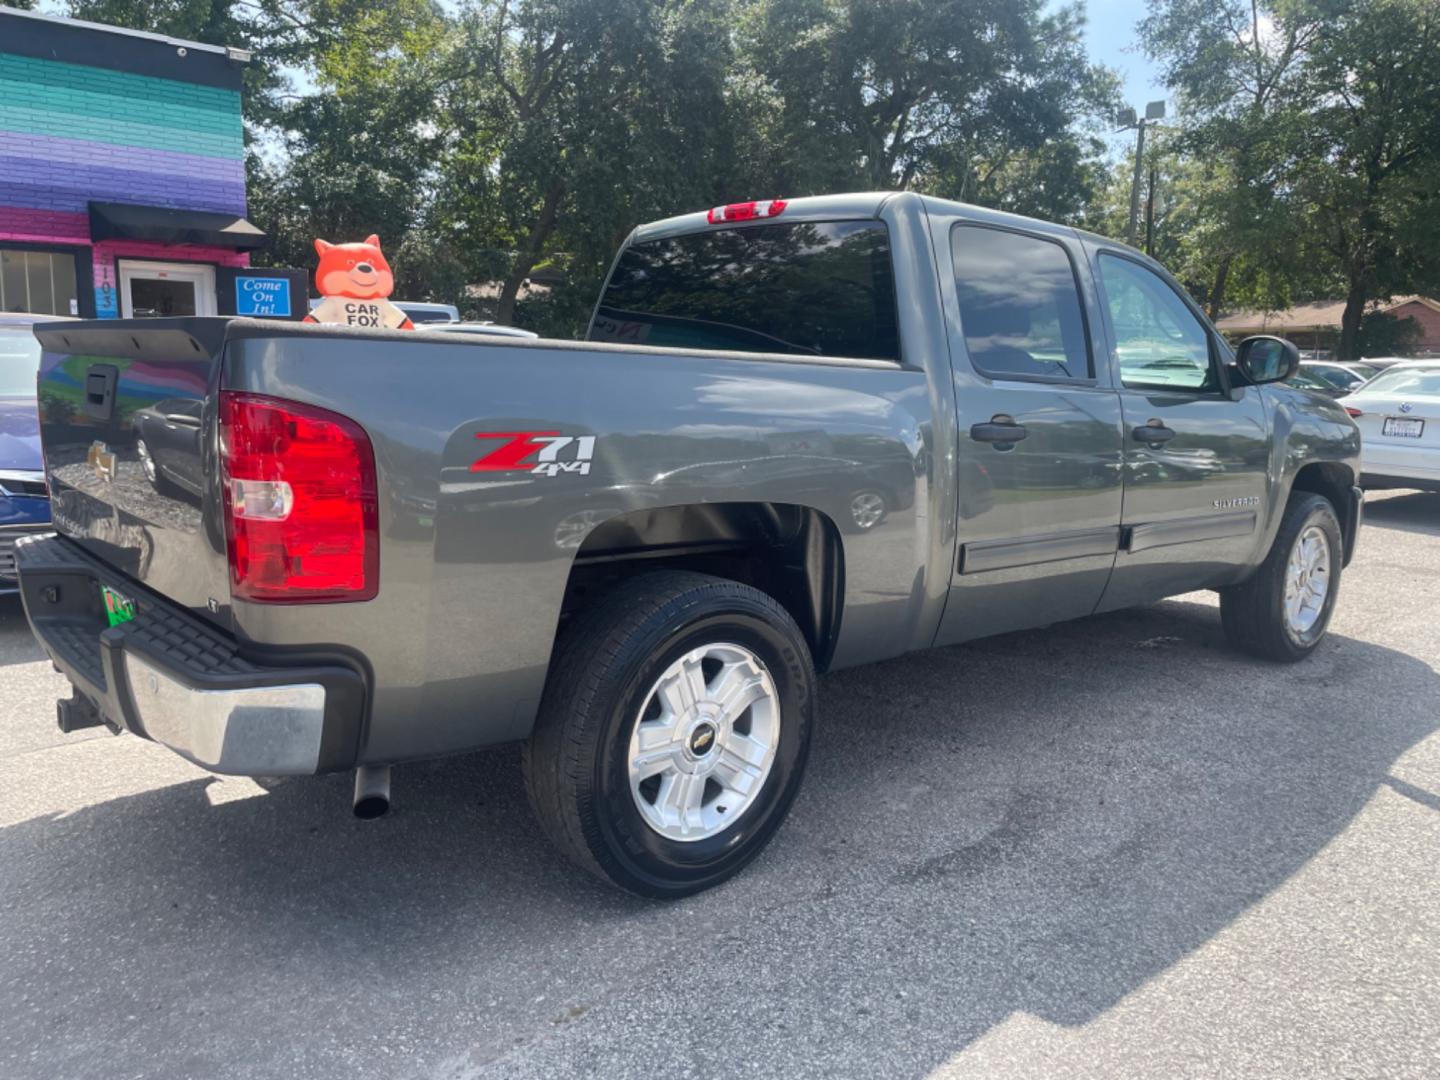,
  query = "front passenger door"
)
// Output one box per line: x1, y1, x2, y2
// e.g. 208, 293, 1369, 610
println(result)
1089, 248, 1271, 611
